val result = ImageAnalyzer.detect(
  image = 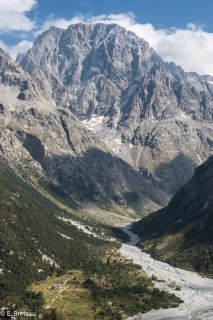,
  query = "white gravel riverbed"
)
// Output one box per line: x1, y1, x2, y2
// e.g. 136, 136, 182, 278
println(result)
120, 223, 213, 320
